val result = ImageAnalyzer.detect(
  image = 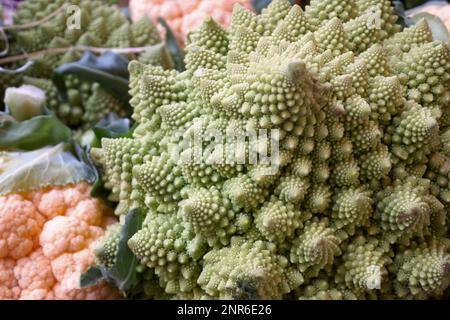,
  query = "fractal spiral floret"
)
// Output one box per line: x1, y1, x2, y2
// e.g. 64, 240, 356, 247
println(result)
91, 0, 450, 299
